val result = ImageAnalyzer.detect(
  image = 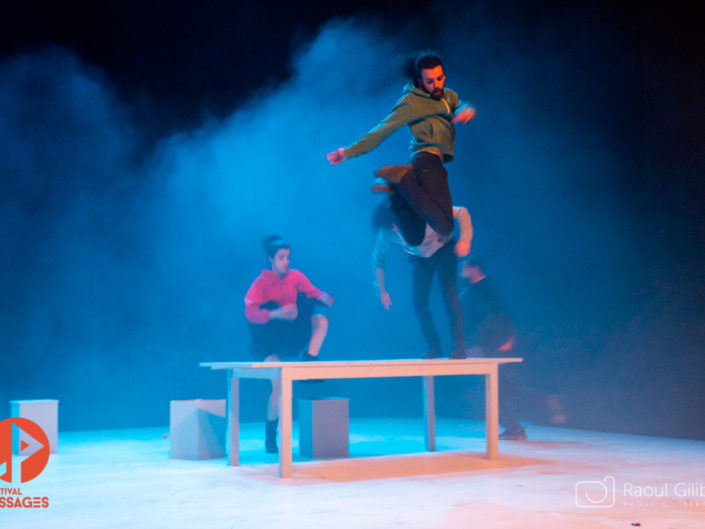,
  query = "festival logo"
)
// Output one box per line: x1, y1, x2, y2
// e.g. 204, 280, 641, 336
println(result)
0, 418, 50, 483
